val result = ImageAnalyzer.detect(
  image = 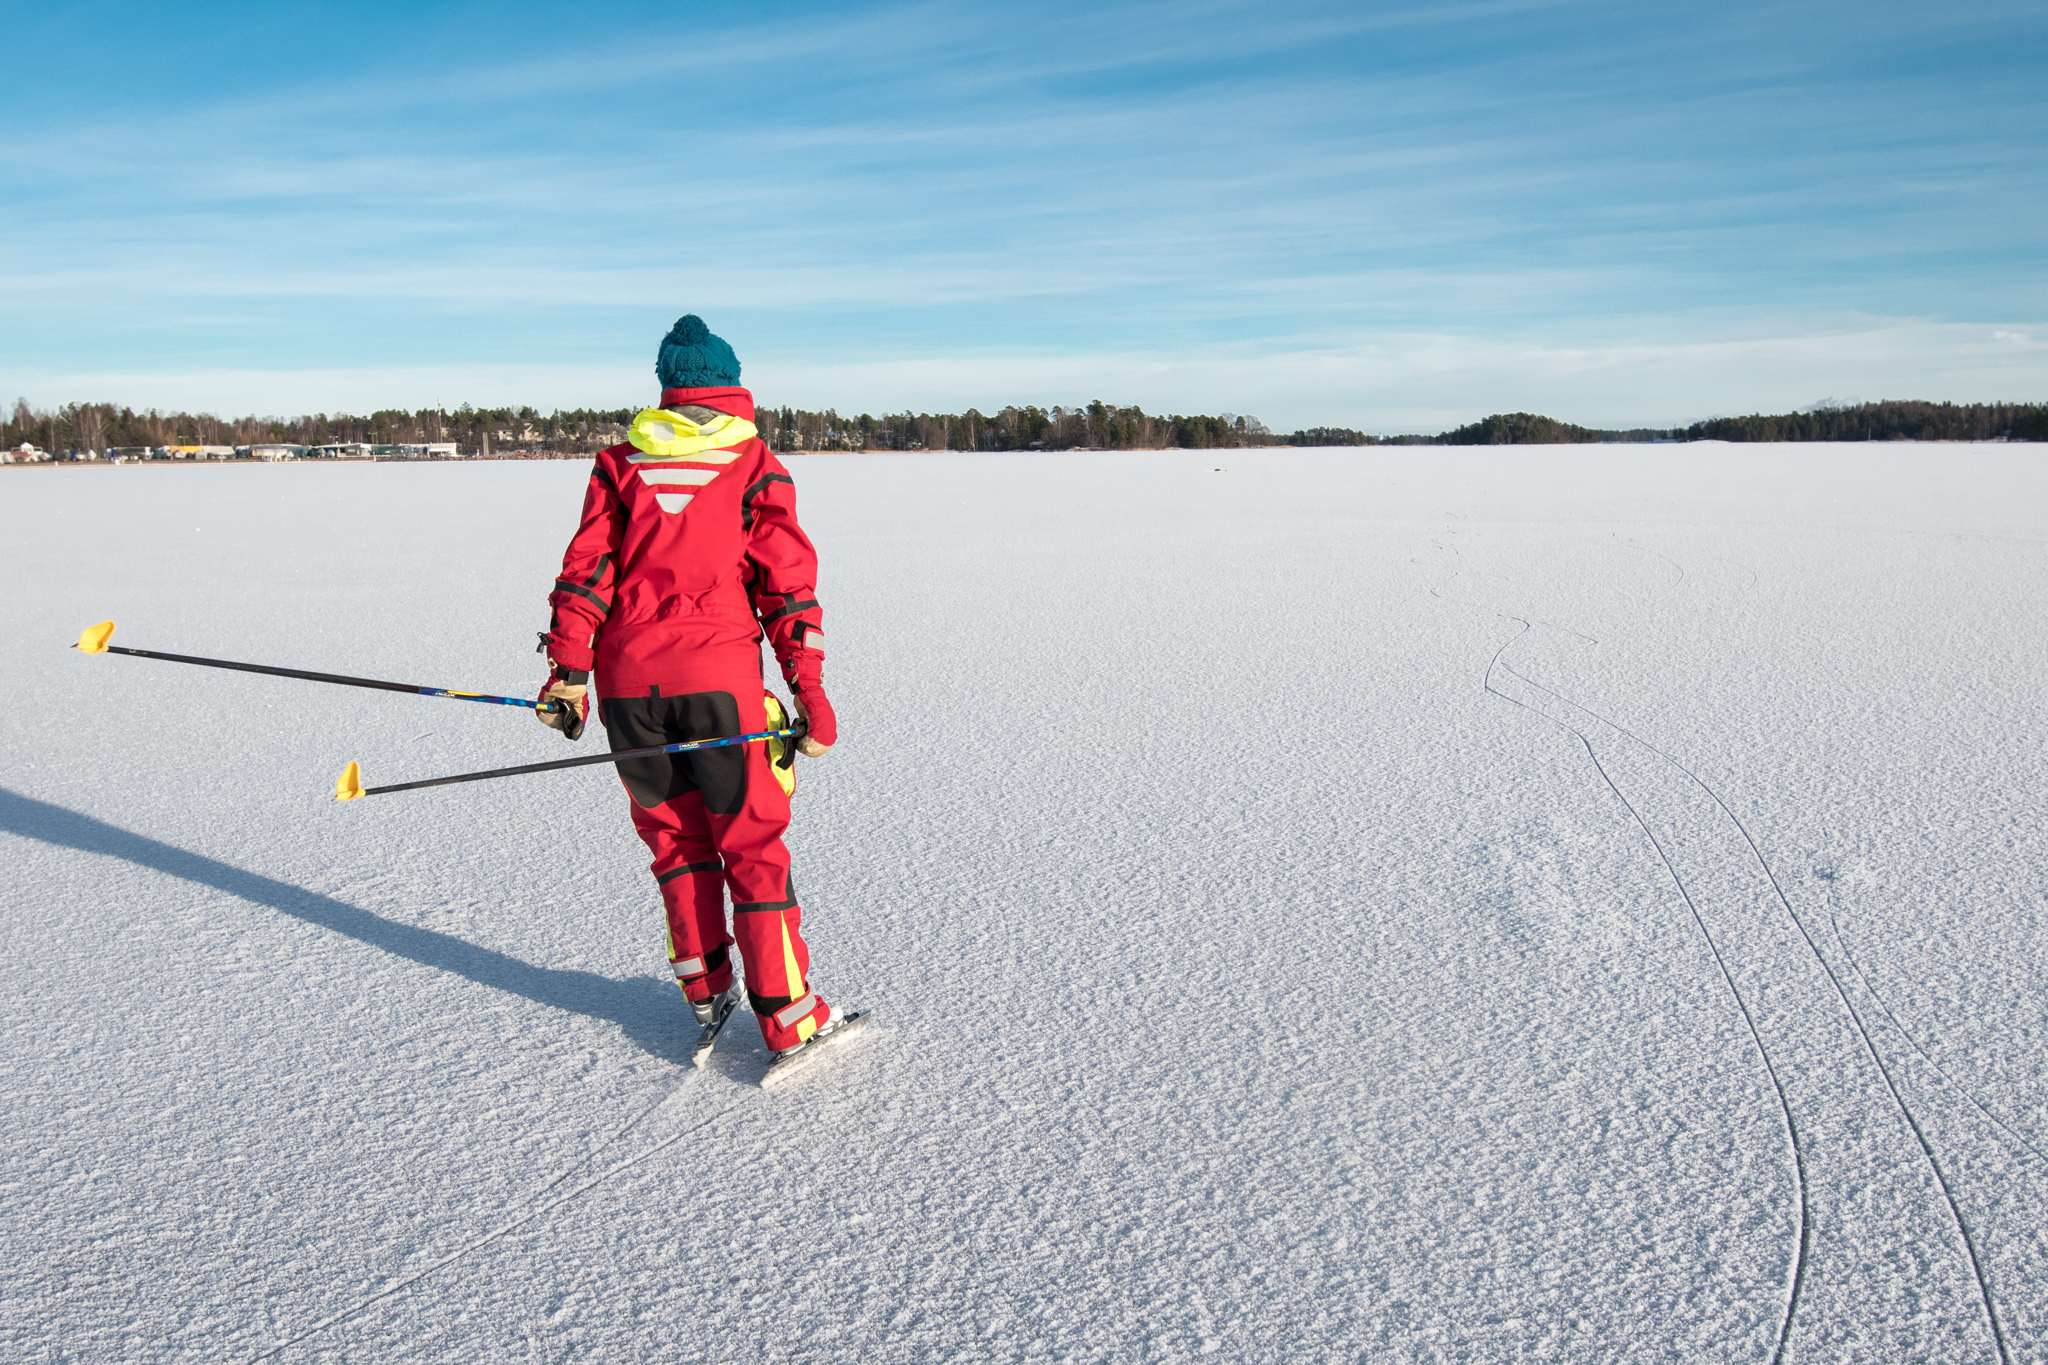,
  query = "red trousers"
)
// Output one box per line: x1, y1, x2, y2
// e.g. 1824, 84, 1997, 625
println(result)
601, 683, 831, 1051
